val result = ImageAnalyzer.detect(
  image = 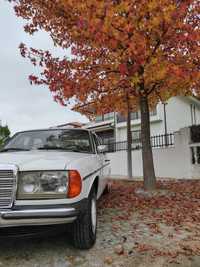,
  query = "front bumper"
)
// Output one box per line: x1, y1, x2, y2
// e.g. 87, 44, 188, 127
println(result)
0, 200, 88, 228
